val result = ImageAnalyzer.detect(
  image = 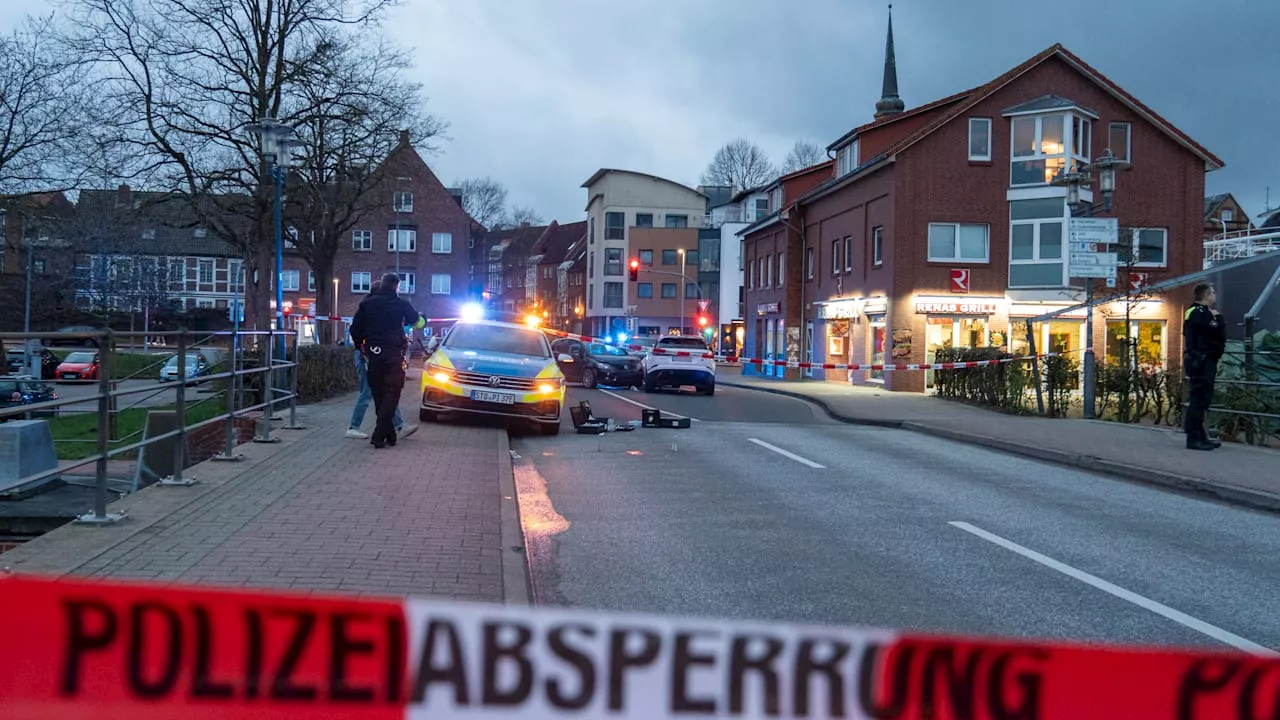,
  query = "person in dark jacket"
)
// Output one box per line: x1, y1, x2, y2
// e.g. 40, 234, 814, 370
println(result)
1182, 283, 1226, 451
349, 273, 424, 448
